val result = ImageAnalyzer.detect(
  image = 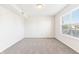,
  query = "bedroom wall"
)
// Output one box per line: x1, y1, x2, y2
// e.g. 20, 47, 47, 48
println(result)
55, 4, 79, 53
0, 6, 24, 52
24, 16, 54, 38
